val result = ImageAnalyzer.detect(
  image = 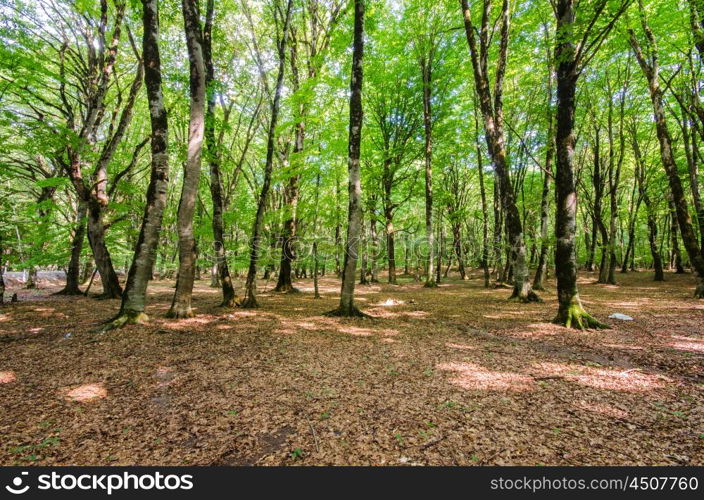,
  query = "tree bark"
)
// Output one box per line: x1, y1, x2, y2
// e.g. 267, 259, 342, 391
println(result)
326, 0, 366, 317
460, 0, 539, 302
168, 0, 207, 318
204, 0, 237, 306
631, 7, 704, 296
420, 55, 436, 288
553, 0, 607, 328
56, 200, 87, 295
241, 0, 294, 308
106, 0, 170, 328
